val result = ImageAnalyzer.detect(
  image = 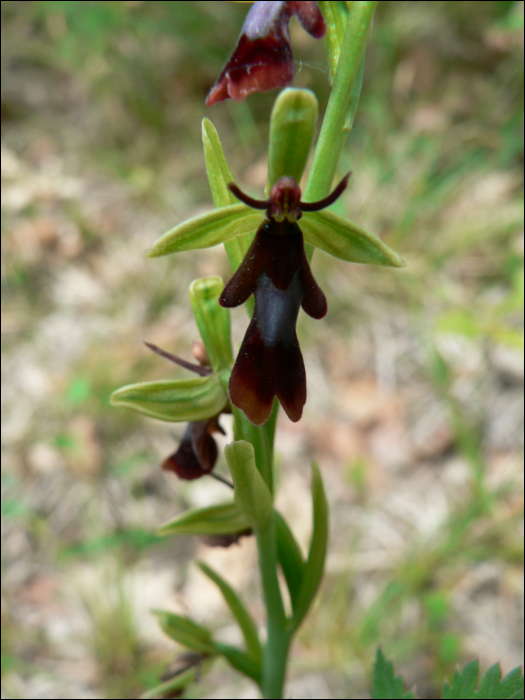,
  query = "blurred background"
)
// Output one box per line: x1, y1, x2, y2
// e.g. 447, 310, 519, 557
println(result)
1, 1, 523, 698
